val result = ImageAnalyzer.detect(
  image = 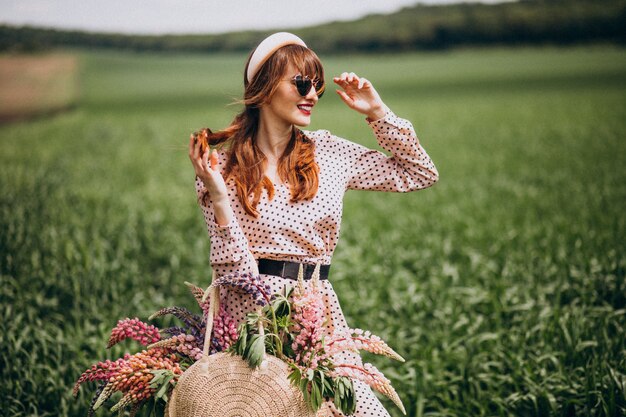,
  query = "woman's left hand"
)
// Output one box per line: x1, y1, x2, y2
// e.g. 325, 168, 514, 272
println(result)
334, 72, 388, 121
